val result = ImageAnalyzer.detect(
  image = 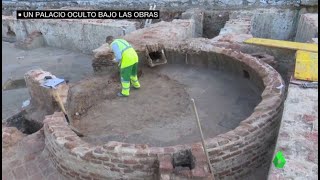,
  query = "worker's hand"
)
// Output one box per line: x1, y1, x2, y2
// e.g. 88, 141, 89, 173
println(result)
110, 58, 117, 63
